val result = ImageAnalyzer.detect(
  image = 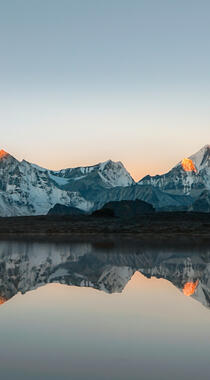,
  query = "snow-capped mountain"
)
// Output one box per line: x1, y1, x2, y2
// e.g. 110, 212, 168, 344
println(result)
0, 151, 133, 216
0, 145, 209, 216
138, 145, 210, 197
0, 150, 92, 216
0, 240, 209, 309
52, 159, 135, 188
